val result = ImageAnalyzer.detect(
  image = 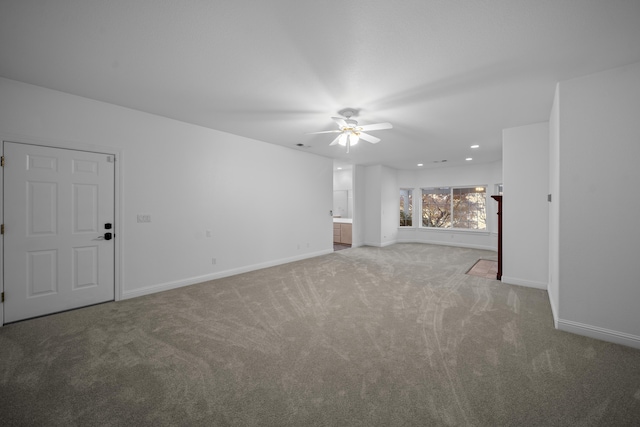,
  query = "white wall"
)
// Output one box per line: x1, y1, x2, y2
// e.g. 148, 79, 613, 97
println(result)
362, 165, 382, 246
396, 162, 502, 251
333, 168, 352, 190
333, 168, 353, 218
381, 166, 399, 246
502, 122, 549, 290
548, 85, 560, 323
360, 165, 398, 247
352, 165, 366, 247
0, 78, 333, 302
555, 61, 640, 348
